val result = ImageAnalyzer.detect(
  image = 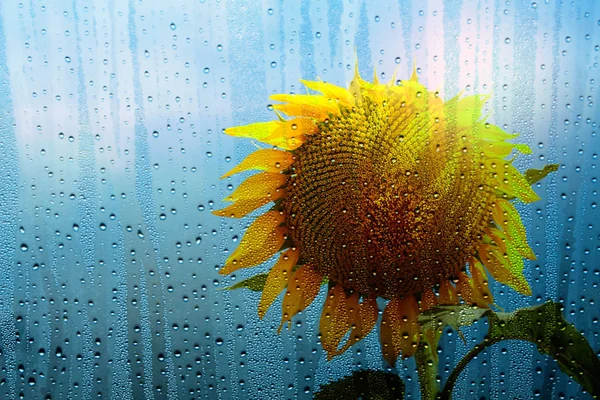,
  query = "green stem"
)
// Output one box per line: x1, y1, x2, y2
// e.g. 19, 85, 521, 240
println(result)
439, 338, 500, 400
415, 340, 440, 400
